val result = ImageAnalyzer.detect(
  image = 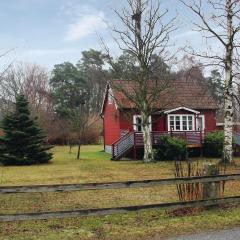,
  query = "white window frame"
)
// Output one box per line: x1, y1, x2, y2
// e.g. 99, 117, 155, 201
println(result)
196, 115, 205, 131
167, 114, 195, 131
133, 115, 152, 132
